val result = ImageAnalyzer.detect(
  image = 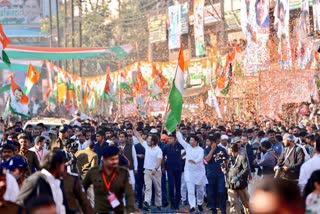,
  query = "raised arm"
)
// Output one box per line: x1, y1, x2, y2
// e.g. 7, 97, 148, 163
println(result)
176, 131, 188, 150
133, 127, 147, 148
